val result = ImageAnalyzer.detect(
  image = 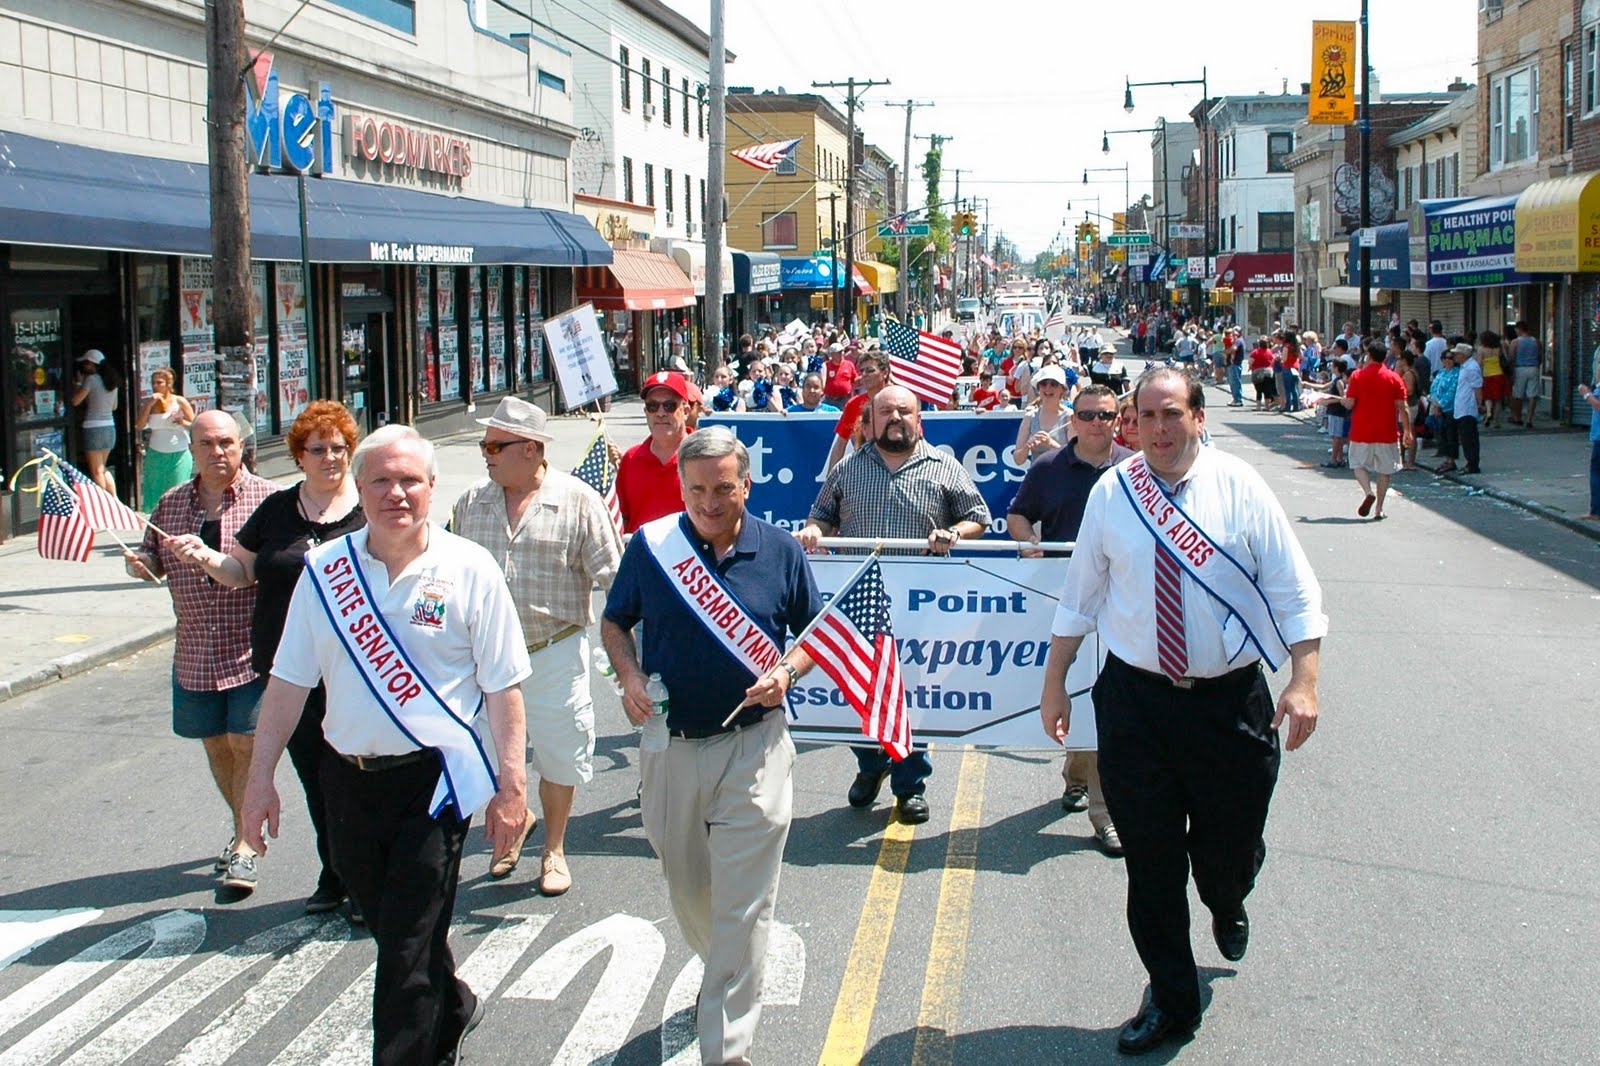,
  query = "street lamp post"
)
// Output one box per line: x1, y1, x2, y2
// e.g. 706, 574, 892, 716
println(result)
1084, 165, 1130, 307
1103, 124, 1170, 299
1125, 68, 1210, 314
